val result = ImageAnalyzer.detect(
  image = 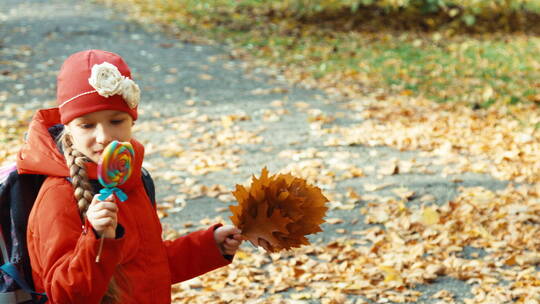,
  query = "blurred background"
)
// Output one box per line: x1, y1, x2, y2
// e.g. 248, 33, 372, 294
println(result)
99, 0, 540, 108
